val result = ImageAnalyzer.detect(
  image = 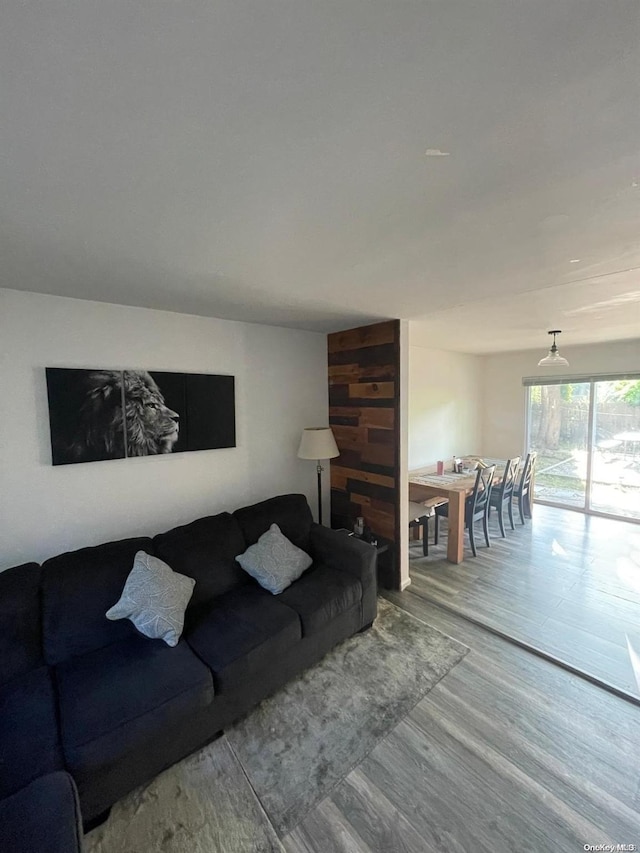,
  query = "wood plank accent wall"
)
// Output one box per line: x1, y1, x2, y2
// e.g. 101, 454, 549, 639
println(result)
328, 320, 400, 587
